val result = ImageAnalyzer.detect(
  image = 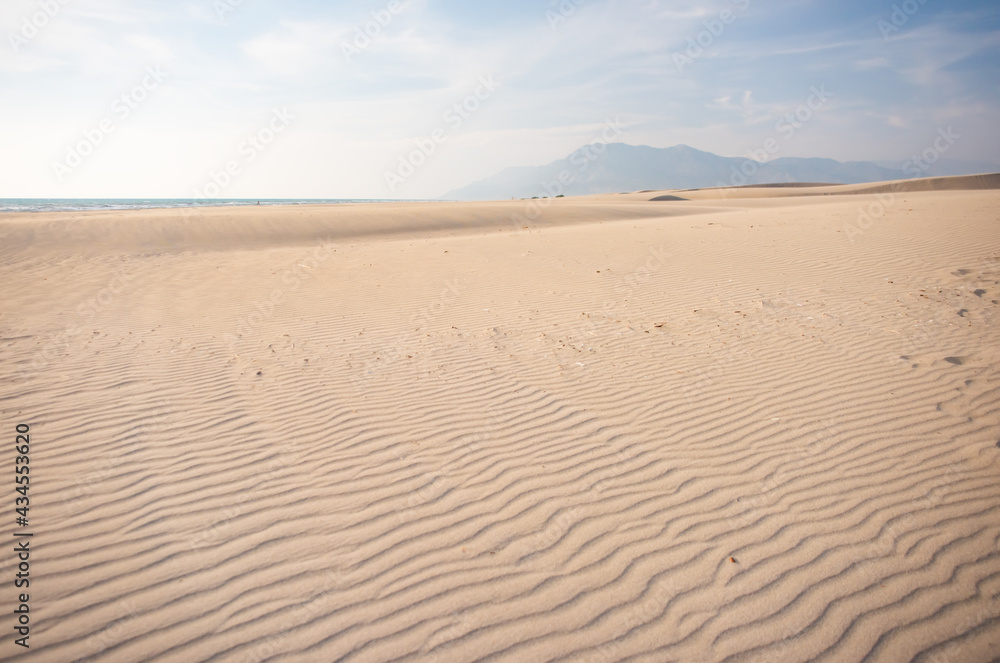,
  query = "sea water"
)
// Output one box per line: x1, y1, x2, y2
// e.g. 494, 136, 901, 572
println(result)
0, 199, 421, 213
